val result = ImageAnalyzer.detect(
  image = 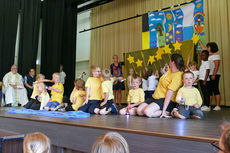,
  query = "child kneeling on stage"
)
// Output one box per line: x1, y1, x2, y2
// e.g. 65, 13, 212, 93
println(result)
44, 73, 64, 111
64, 79, 86, 111
172, 71, 203, 119
120, 77, 145, 115
79, 66, 104, 114
98, 69, 118, 115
